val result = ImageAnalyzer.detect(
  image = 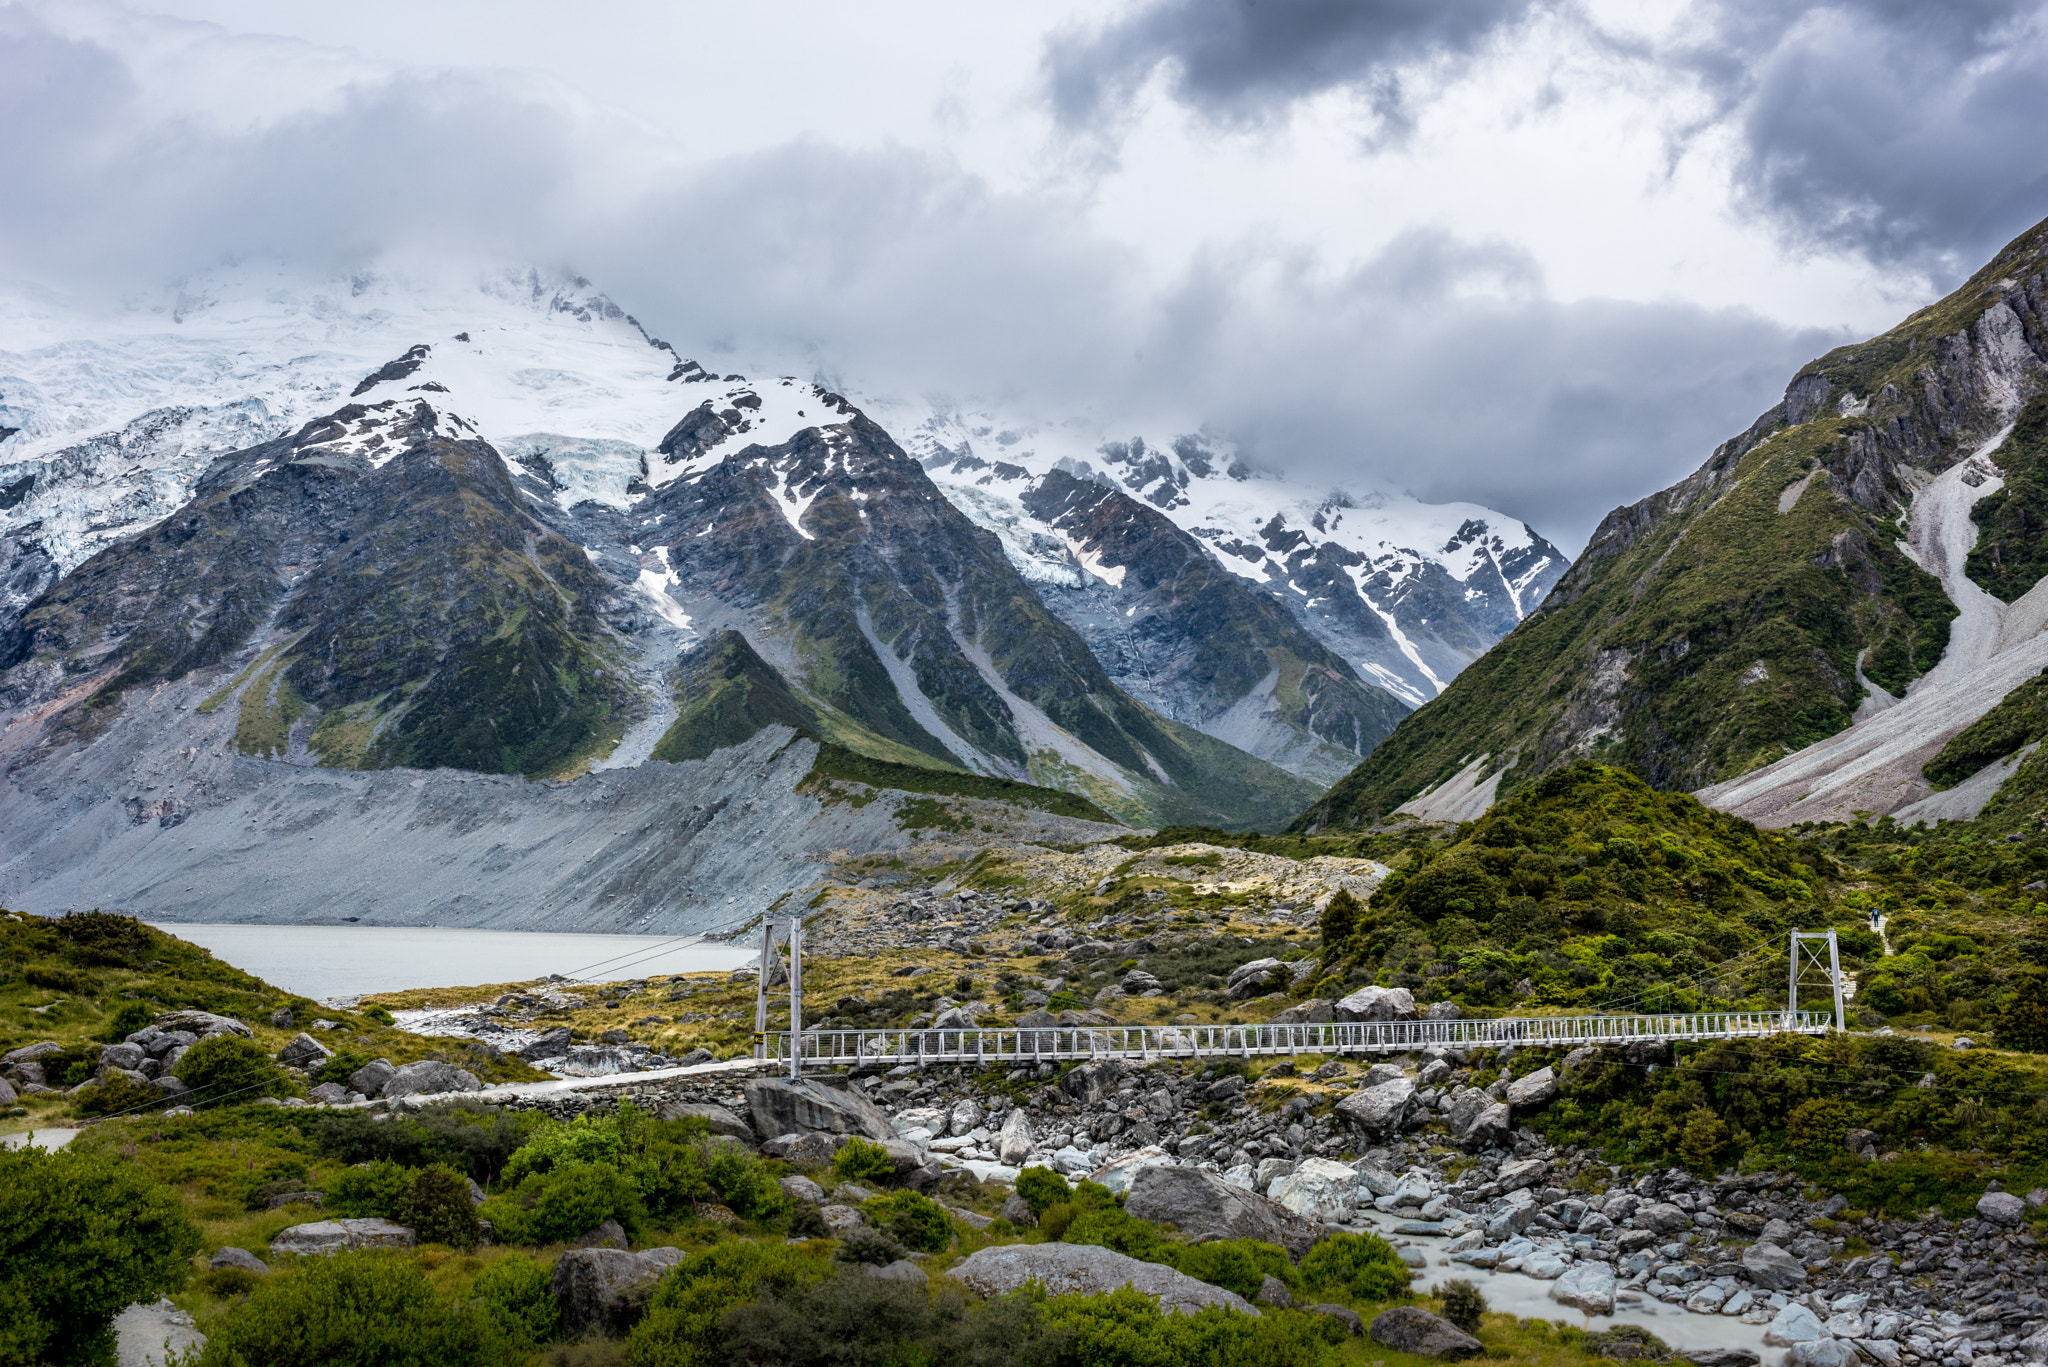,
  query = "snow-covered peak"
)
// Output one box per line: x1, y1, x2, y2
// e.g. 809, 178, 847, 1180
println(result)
862, 399, 1565, 706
